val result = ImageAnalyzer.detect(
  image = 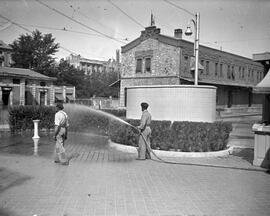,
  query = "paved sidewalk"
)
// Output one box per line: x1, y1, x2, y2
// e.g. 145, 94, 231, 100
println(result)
0, 132, 270, 216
